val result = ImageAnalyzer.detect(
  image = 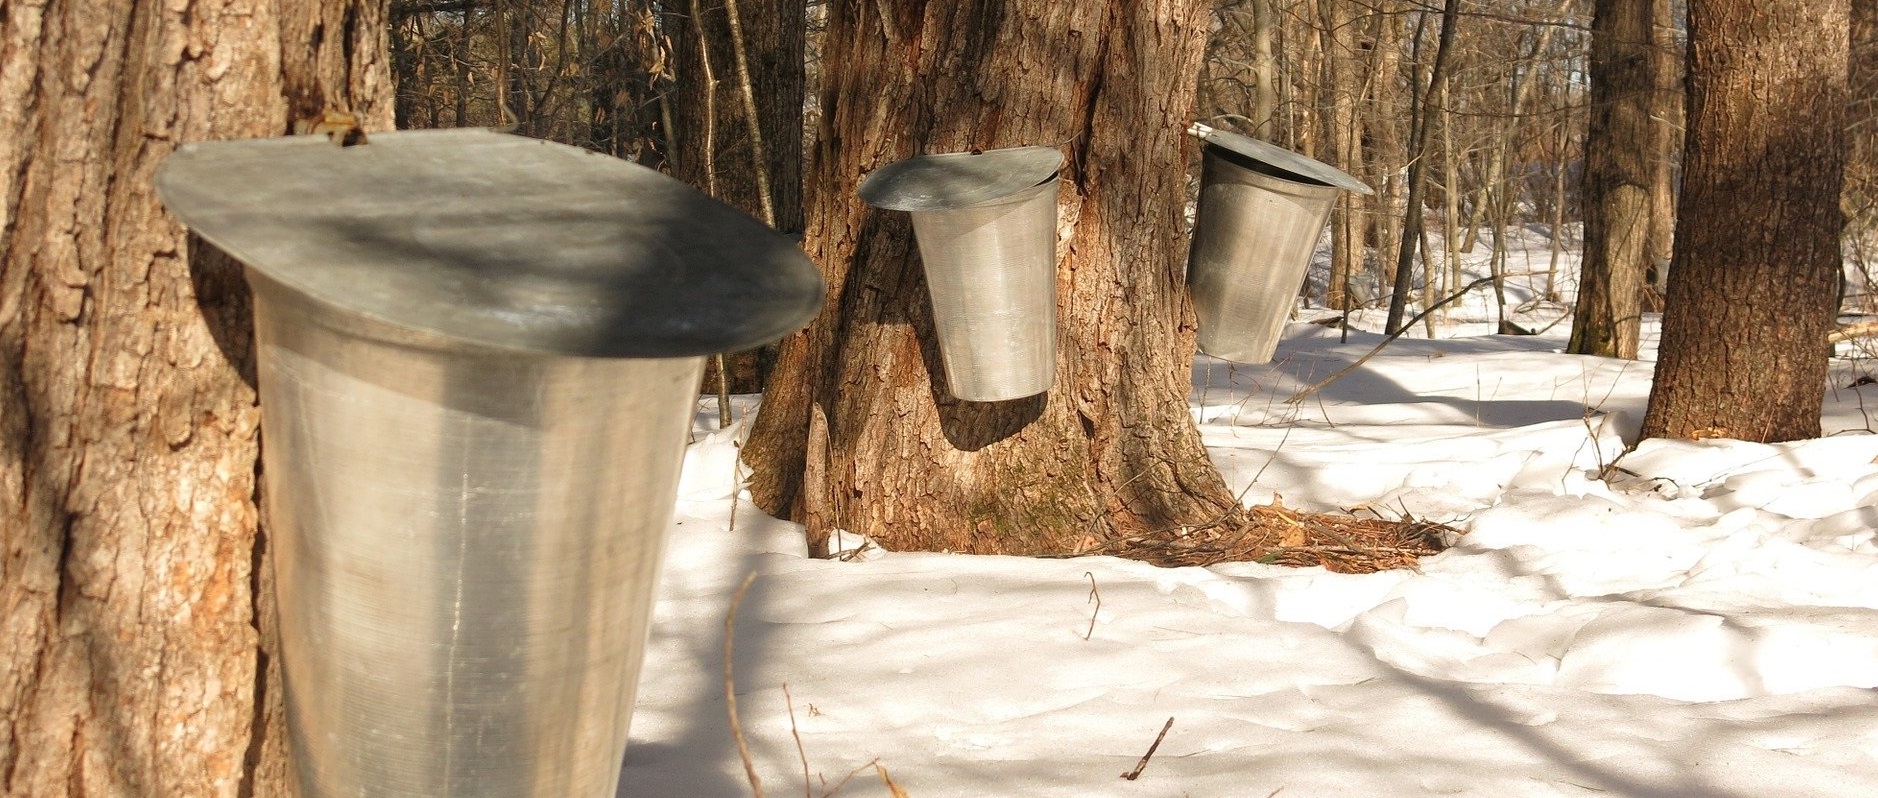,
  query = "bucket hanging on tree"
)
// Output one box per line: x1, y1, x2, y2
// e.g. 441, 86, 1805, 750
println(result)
157, 128, 822, 798
1186, 123, 1373, 364
859, 146, 1064, 402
